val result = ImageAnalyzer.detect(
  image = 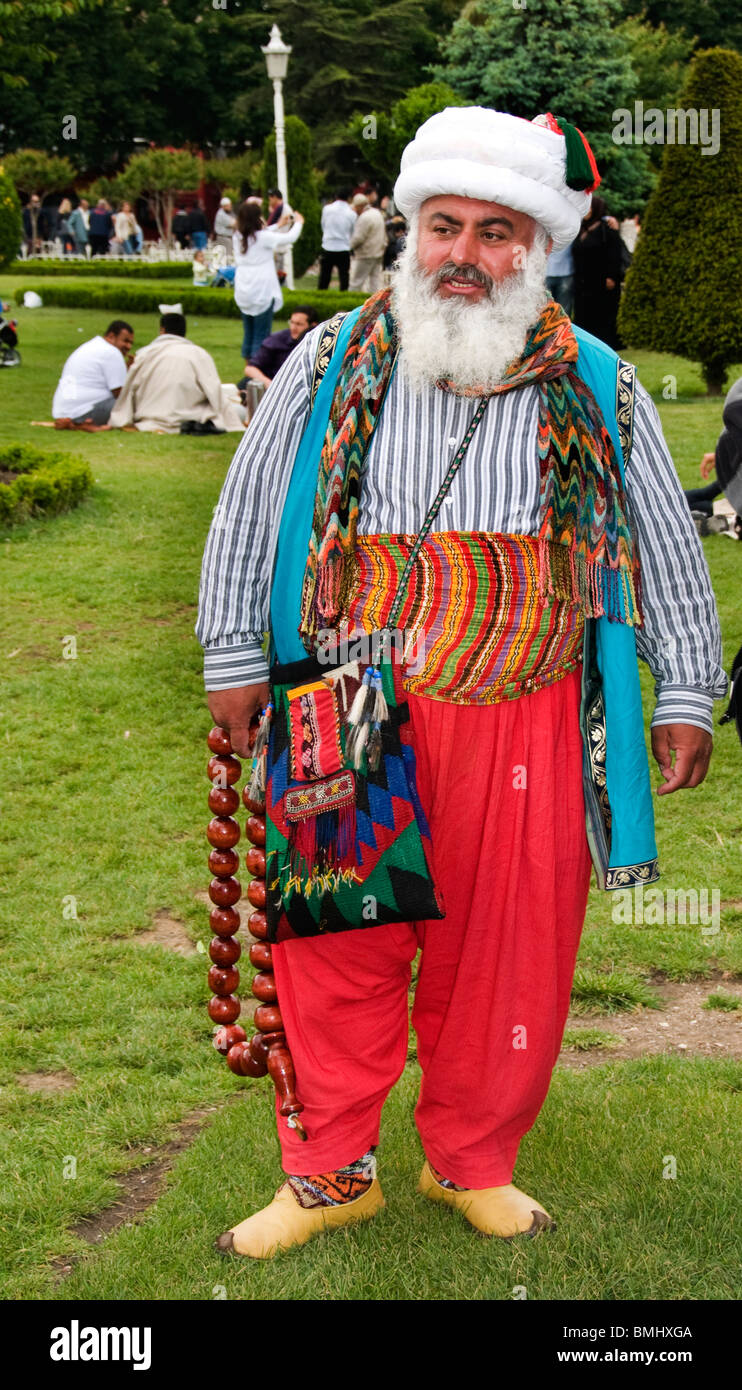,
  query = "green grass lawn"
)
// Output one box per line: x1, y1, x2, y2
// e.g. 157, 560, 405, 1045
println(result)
1, 295, 740, 1301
